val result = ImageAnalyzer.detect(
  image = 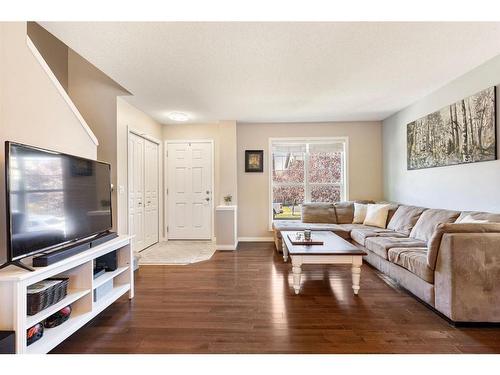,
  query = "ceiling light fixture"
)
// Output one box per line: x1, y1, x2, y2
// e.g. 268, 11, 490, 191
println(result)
168, 112, 189, 122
